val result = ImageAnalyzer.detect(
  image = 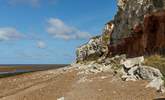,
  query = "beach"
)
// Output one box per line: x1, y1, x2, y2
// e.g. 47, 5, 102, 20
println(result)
0, 66, 164, 100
